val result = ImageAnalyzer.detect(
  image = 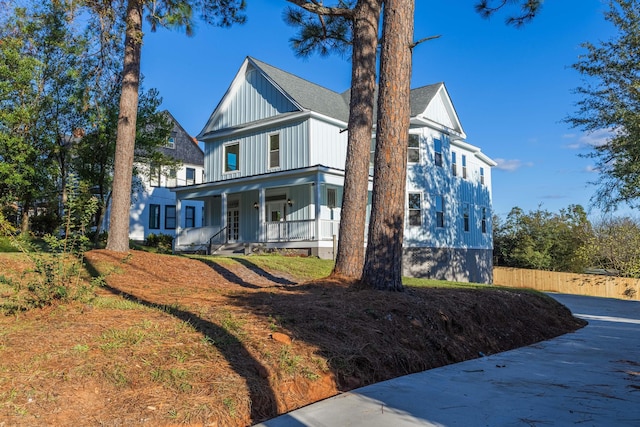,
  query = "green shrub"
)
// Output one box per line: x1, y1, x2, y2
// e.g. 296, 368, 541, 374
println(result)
146, 233, 173, 253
